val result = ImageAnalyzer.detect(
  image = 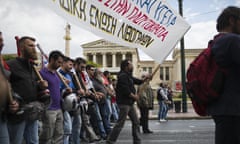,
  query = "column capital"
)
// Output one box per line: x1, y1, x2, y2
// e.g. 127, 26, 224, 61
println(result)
121, 51, 127, 55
